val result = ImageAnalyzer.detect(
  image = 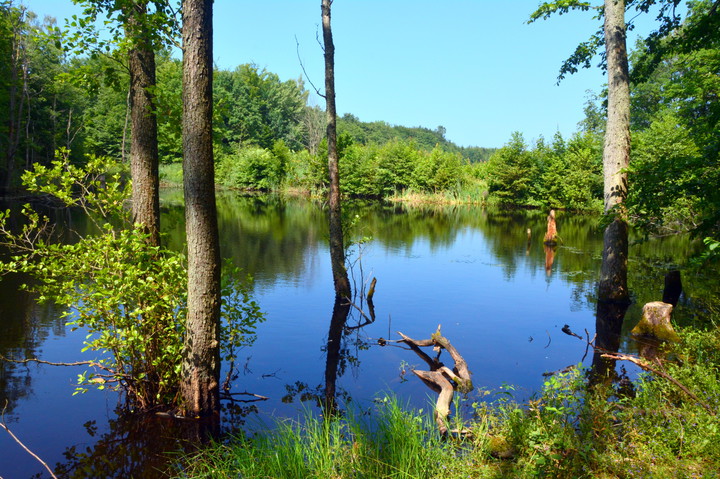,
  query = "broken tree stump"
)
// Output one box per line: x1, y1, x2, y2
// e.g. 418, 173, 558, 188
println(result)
662, 270, 682, 307
631, 301, 681, 342
398, 325, 473, 435
543, 209, 558, 245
